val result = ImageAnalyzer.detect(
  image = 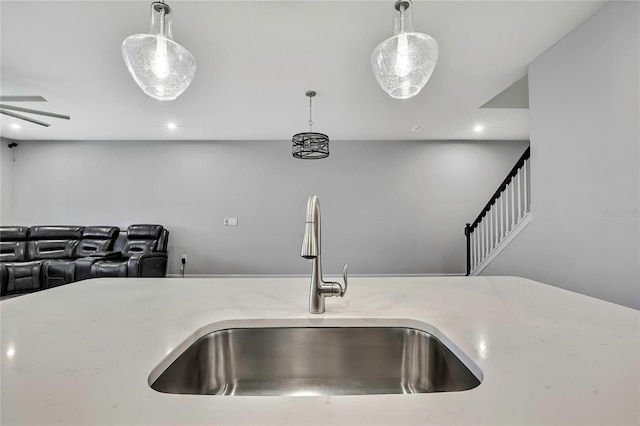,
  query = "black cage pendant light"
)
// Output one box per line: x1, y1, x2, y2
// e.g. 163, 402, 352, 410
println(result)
292, 91, 329, 159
